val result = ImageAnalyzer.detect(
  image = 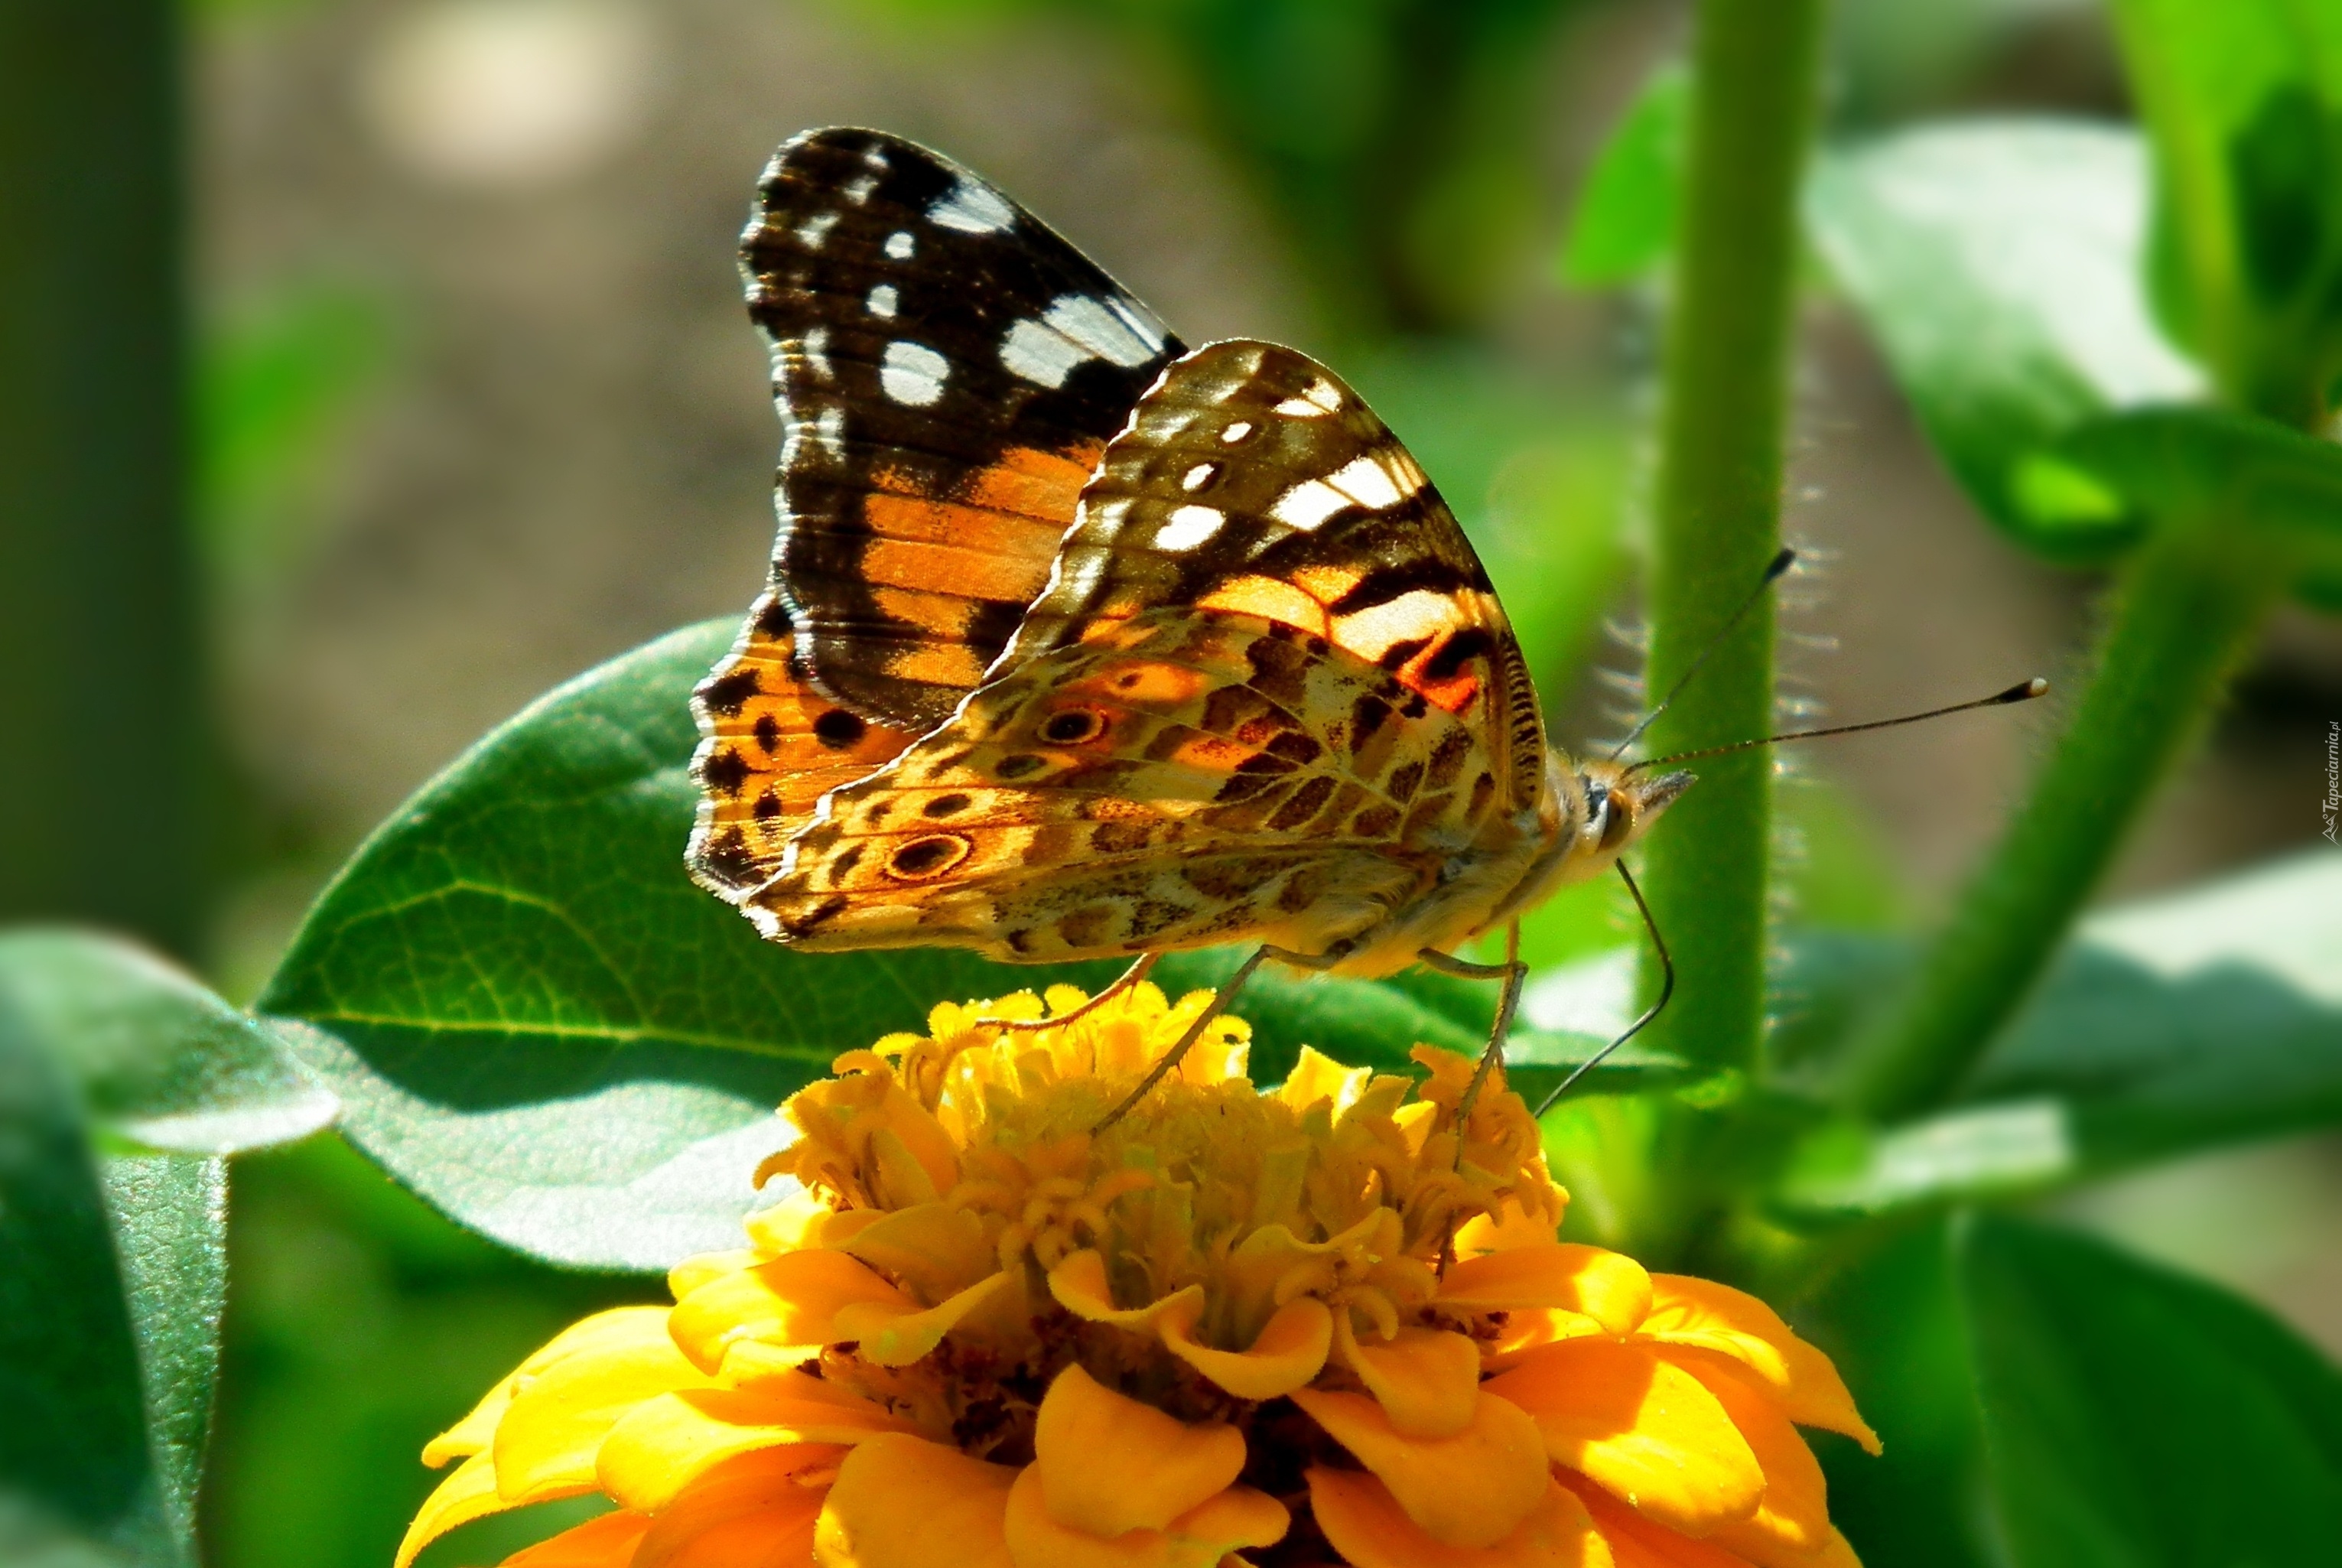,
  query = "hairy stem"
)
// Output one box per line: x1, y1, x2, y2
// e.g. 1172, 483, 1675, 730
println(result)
1636, 0, 1828, 1075
1842, 514, 2287, 1121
